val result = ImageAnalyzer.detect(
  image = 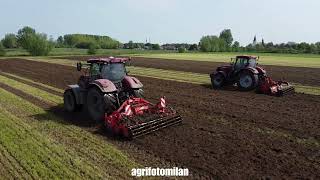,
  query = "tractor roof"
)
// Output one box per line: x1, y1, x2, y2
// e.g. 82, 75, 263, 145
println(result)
87, 57, 130, 63
236, 55, 258, 59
